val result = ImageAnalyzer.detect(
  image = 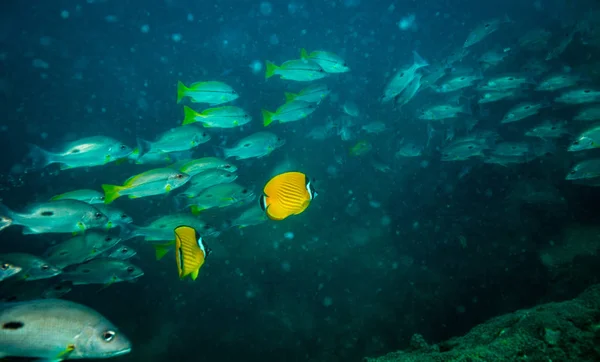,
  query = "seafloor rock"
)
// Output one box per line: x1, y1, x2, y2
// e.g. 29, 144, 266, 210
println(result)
365, 284, 600, 362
